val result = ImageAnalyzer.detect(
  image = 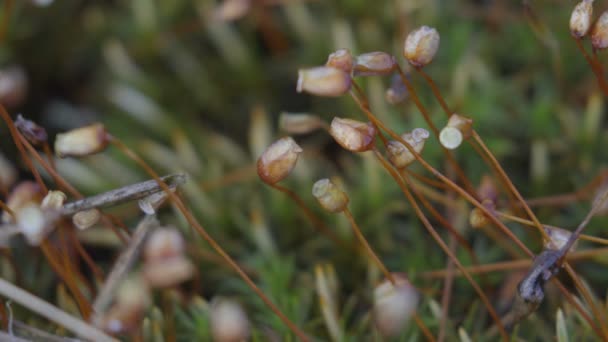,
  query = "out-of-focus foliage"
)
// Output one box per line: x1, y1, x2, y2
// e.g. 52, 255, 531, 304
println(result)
0, 0, 607, 341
